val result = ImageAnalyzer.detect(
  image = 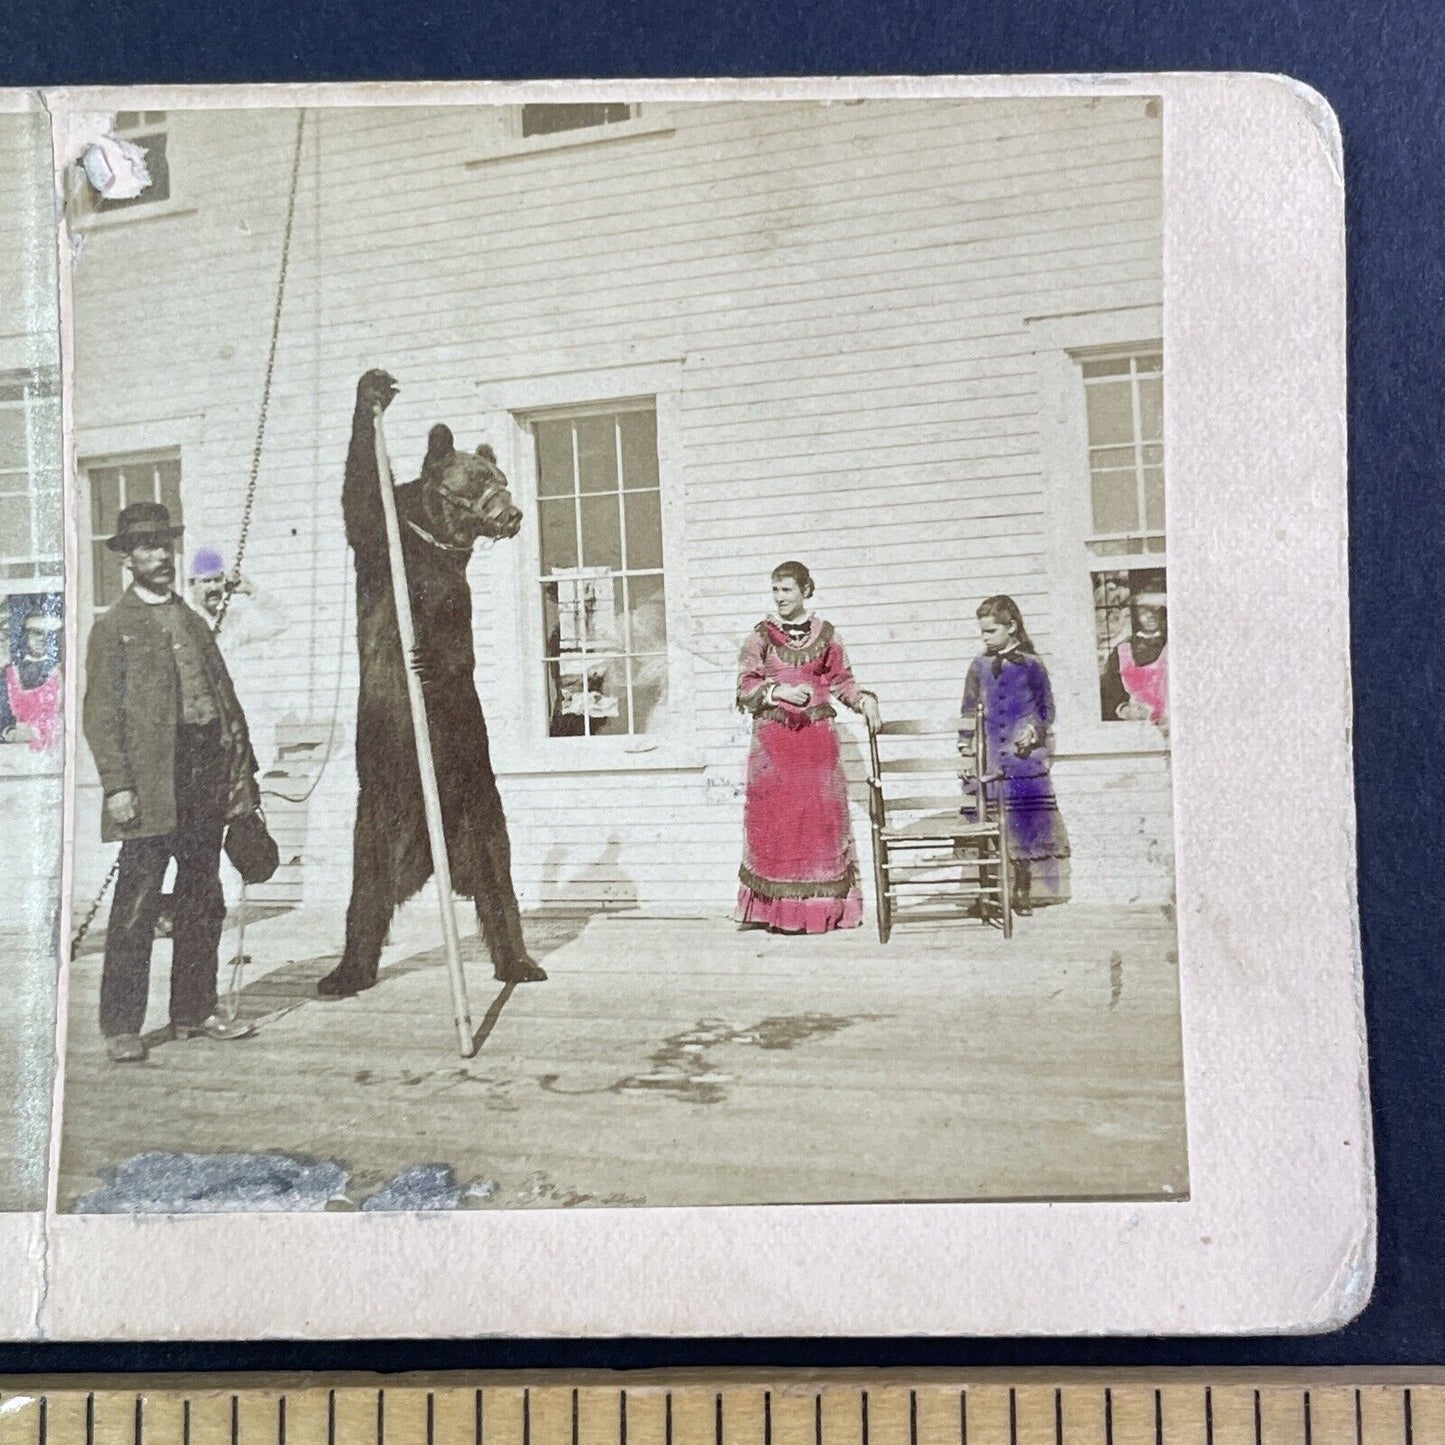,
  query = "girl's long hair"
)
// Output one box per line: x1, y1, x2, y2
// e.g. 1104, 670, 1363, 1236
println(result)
976, 594, 1036, 653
